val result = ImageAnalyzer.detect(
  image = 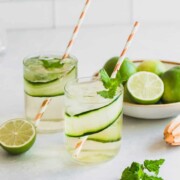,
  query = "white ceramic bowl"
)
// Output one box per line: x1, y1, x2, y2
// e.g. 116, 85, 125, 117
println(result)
123, 60, 180, 119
